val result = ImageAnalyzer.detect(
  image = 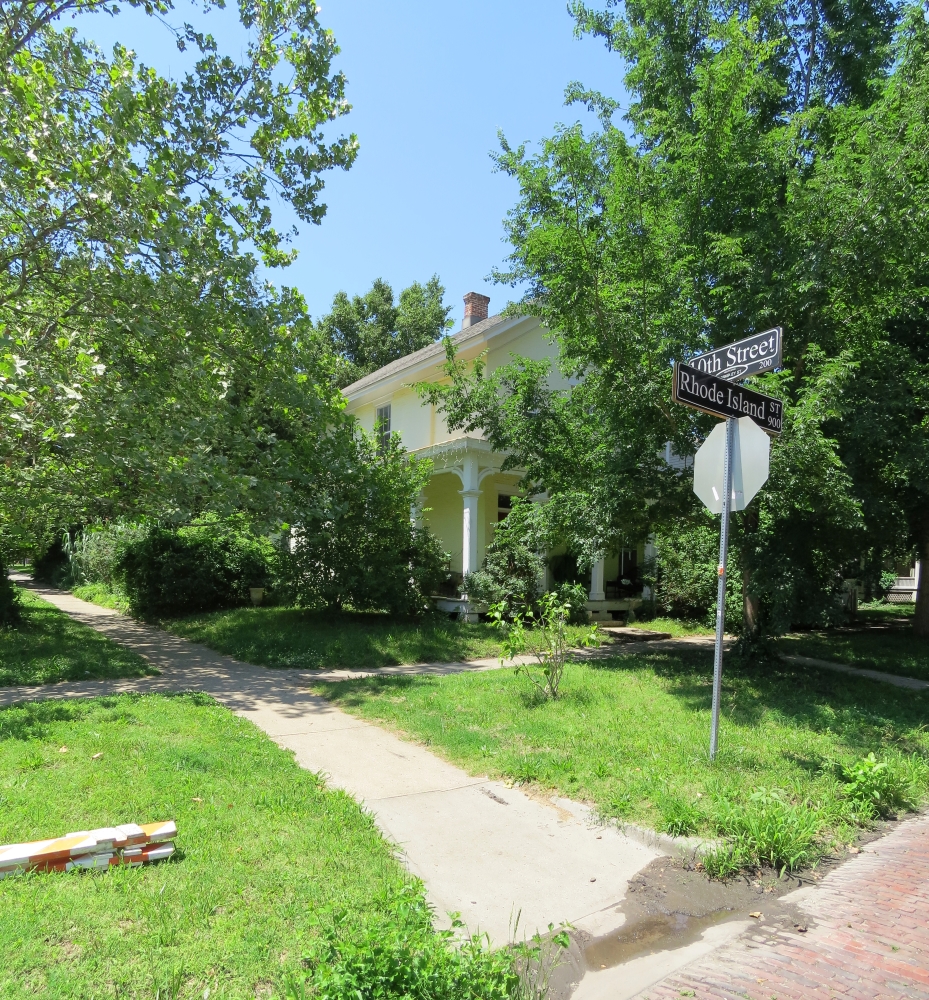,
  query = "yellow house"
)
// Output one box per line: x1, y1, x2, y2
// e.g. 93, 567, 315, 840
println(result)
343, 292, 645, 619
